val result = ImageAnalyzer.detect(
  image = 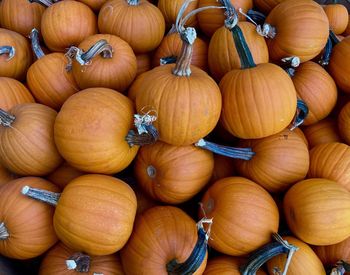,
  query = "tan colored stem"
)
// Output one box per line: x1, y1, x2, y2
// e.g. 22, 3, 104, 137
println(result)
0, 222, 9, 240
0, 109, 15, 127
